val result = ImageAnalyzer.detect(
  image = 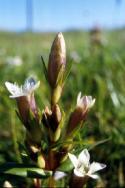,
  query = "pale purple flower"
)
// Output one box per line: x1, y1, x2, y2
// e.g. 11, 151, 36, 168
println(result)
77, 92, 95, 113
54, 171, 66, 180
